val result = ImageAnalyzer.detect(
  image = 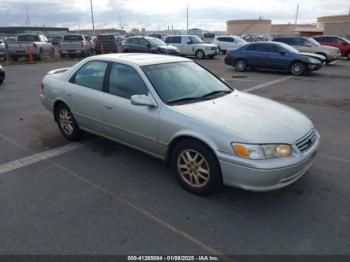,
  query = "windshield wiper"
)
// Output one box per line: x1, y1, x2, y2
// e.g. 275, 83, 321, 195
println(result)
201, 90, 232, 98
167, 96, 210, 105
